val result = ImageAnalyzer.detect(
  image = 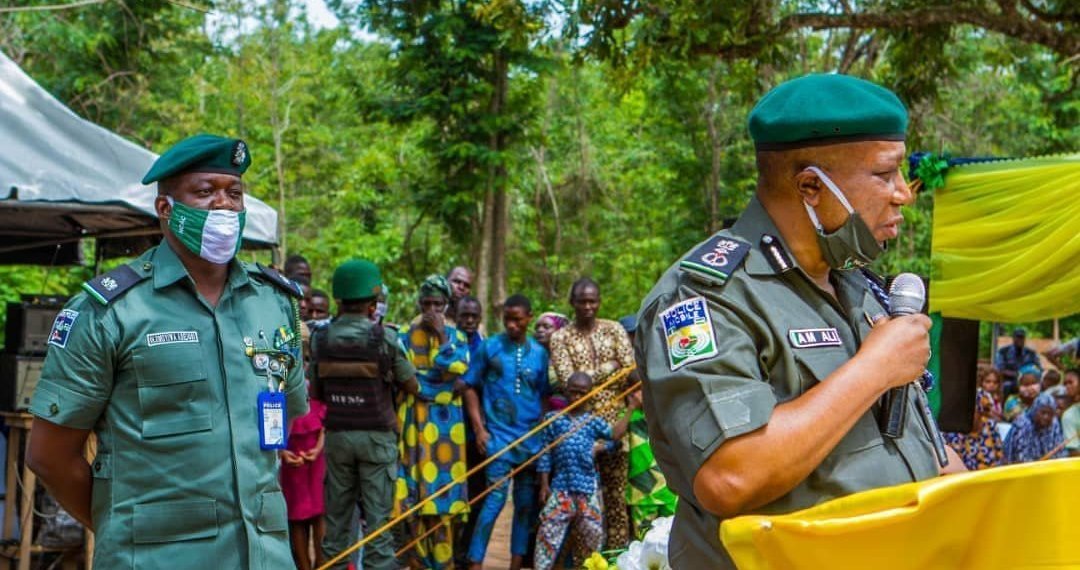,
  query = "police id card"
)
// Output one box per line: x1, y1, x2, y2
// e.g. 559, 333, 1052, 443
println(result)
258, 391, 288, 450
